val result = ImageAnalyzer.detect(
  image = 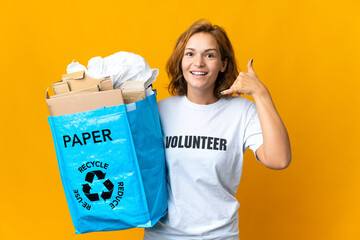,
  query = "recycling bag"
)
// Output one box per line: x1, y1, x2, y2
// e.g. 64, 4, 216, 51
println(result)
48, 92, 167, 234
